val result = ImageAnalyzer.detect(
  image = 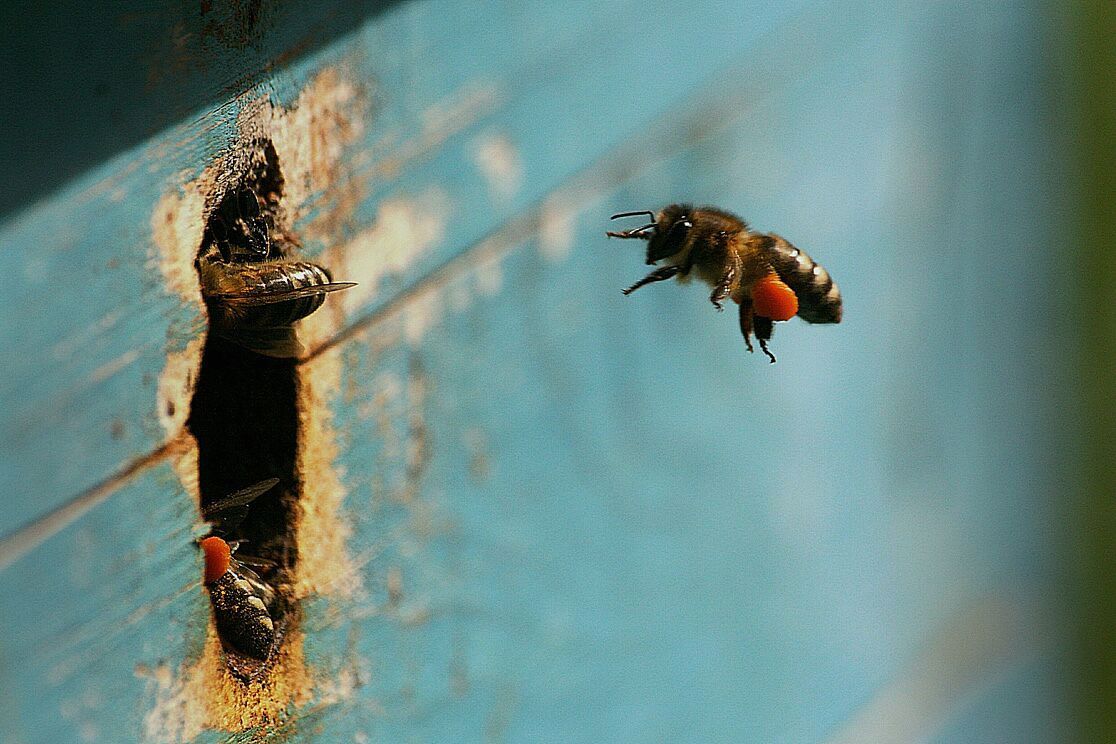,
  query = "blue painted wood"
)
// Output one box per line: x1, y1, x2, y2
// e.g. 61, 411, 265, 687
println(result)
0, 0, 815, 534
0, 0, 408, 216
0, 463, 204, 743
0, 0, 1075, 742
